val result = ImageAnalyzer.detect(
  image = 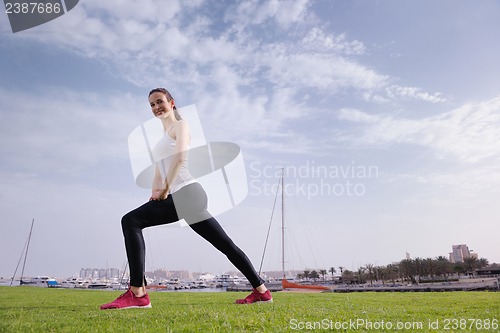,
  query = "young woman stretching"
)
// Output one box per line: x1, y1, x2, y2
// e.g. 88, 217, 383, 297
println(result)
100, 88, 272, 309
